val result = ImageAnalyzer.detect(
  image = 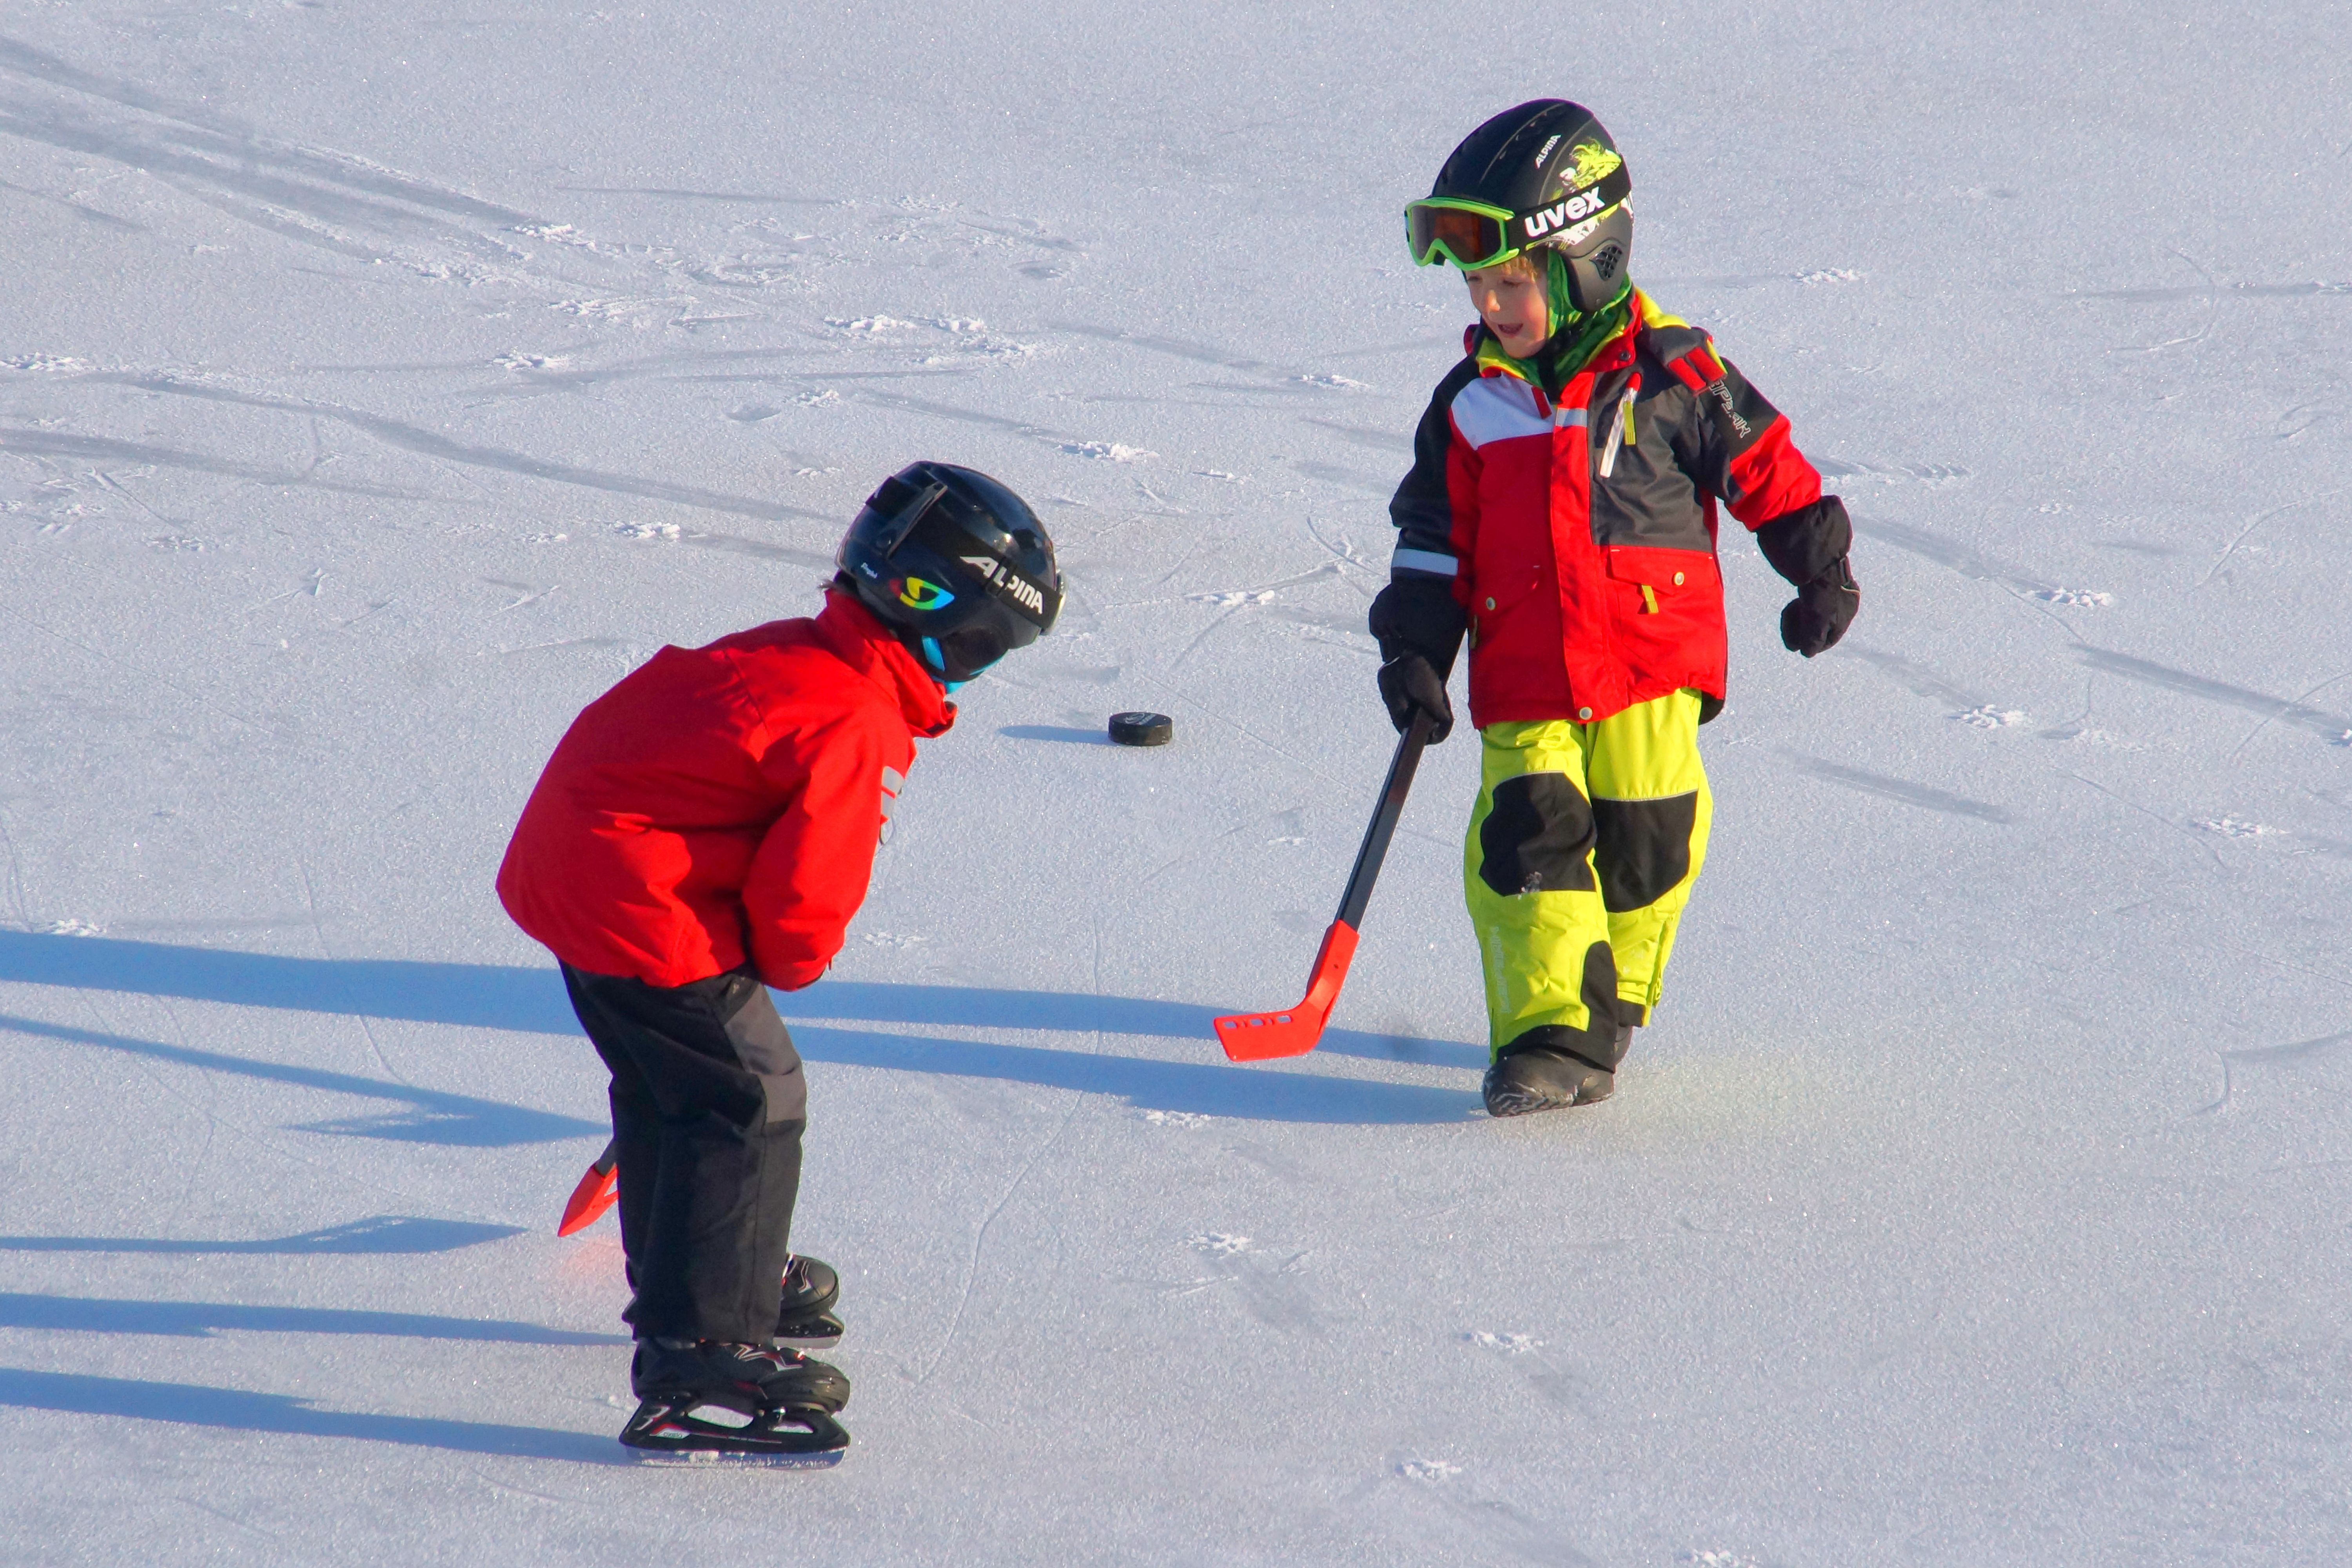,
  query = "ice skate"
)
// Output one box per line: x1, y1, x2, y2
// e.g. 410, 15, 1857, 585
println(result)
620, 1338, 852, 1463
776, 1253, 845, 1347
